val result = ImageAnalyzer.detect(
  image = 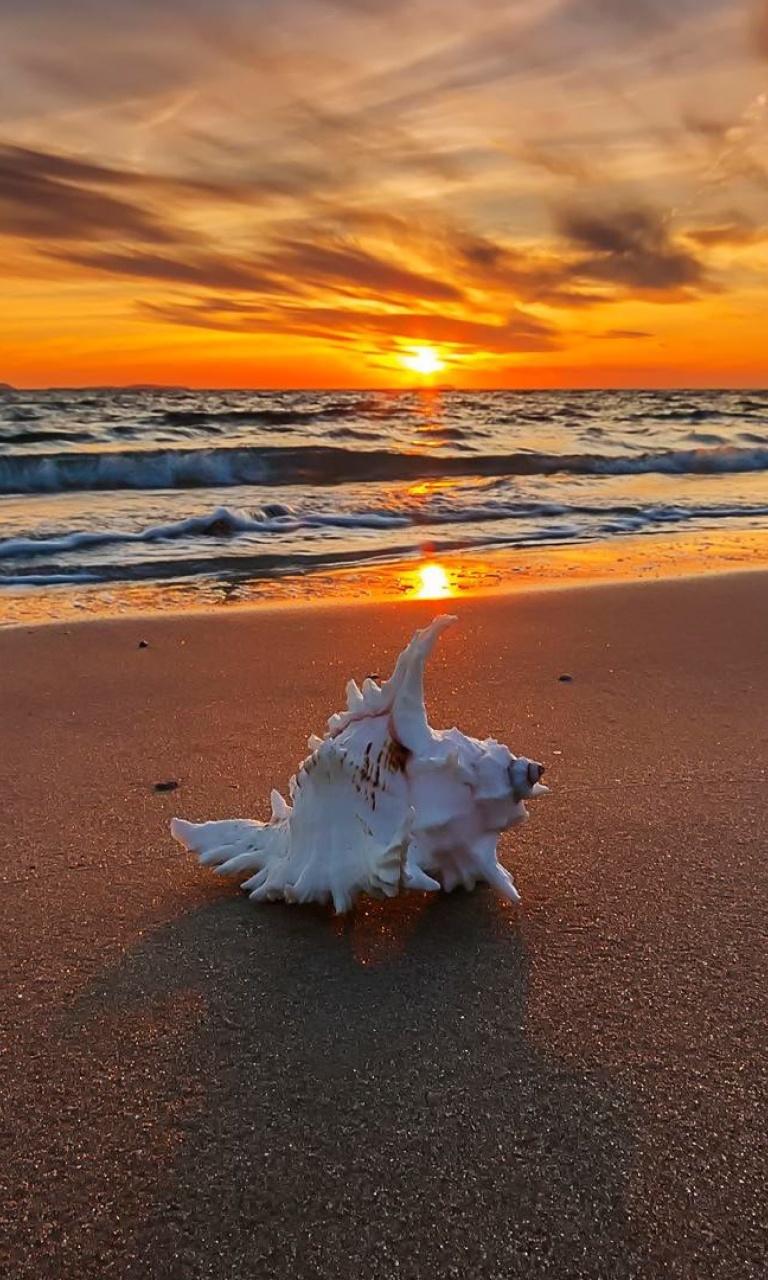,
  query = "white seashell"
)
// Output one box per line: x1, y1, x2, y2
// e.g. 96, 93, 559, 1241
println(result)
171, 615, 548, 913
